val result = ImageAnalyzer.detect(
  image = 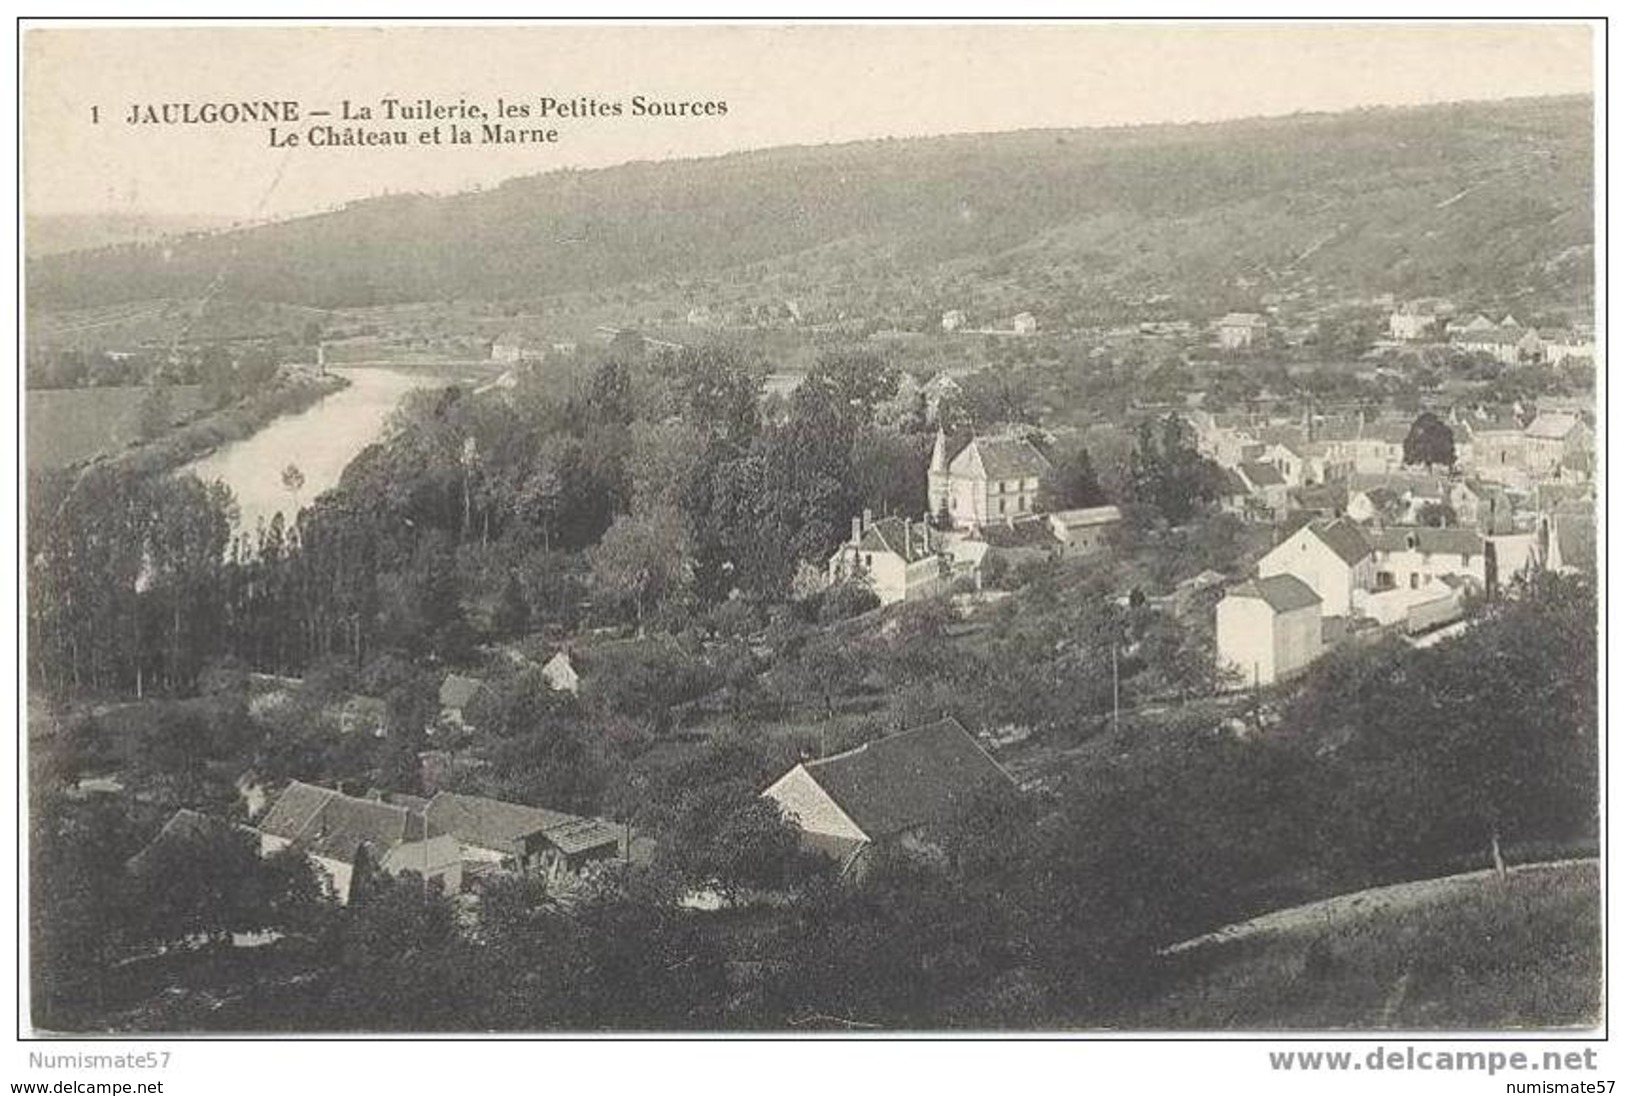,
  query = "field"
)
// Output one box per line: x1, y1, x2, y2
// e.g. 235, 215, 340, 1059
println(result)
26, 385, 208, 472
1132, 860, 1600, 1031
